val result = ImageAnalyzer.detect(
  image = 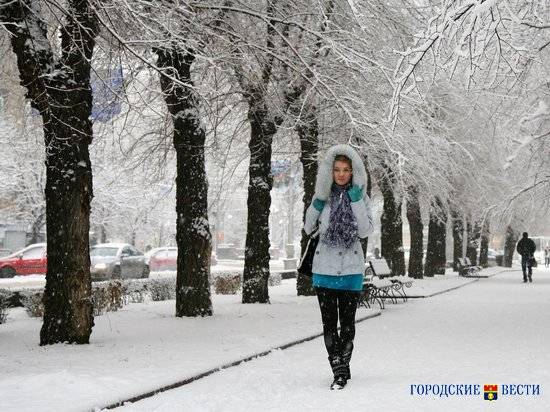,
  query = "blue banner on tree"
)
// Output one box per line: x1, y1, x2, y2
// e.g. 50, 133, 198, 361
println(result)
91, 65, 124, 122
271, 159, 291, 188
